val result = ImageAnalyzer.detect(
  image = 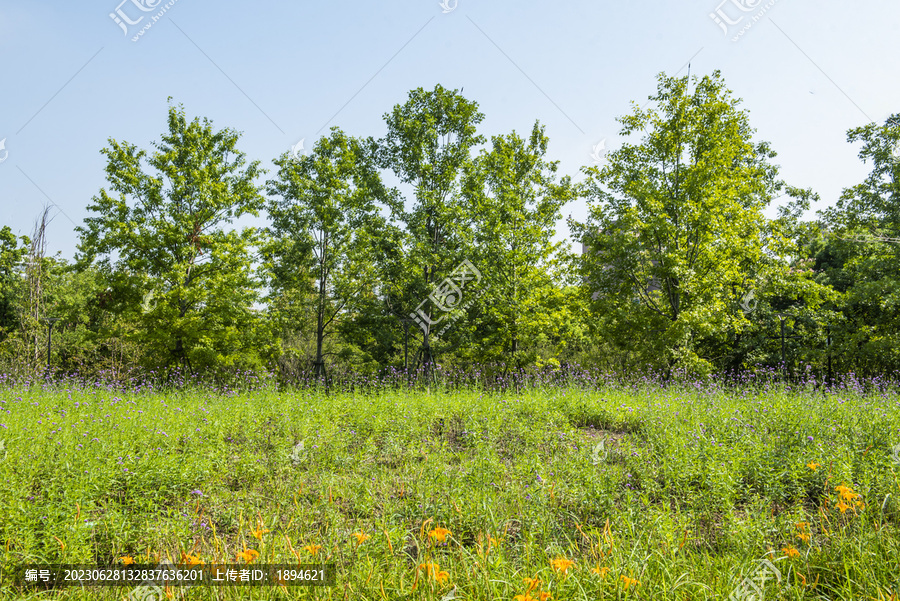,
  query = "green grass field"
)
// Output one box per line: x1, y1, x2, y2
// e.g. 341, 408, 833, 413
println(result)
1, 380, 899, 600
